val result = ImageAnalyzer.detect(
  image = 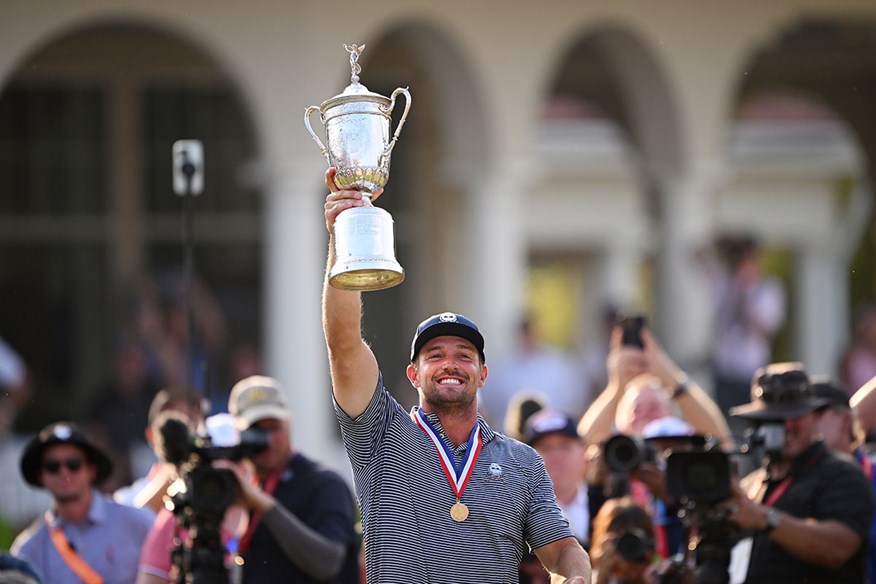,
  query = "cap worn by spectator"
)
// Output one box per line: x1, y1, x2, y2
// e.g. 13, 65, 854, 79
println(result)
641, 416, 694, 441
730, 362, 821, 421
523, 410, 580, 447
19, 422, 113, 487
228, 375, 289, 429
410, 312, 485, 362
